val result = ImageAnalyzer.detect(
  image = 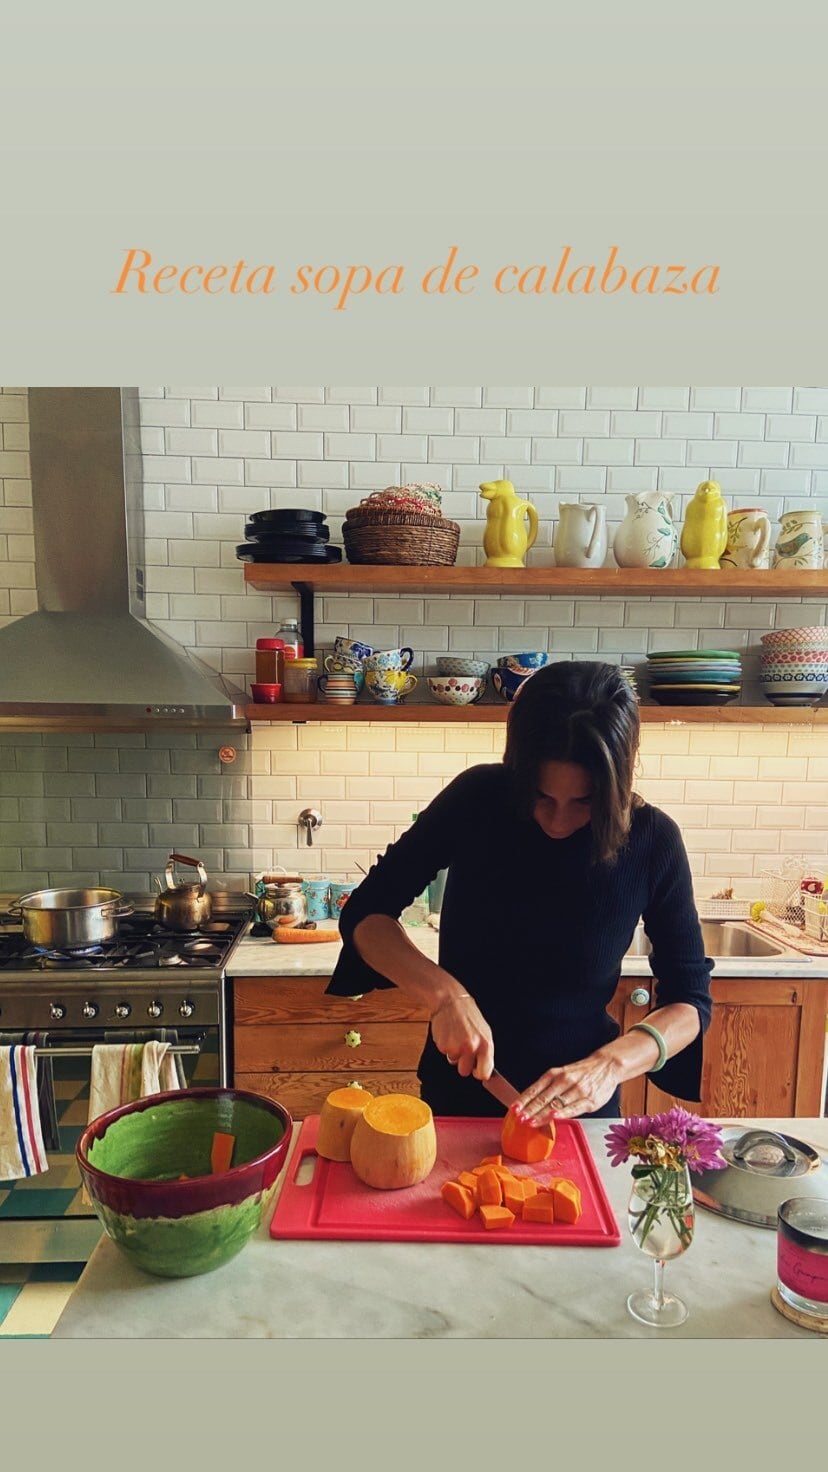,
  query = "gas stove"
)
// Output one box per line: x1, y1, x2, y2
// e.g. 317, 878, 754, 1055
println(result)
0, 897, 251, 1032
